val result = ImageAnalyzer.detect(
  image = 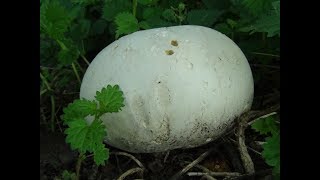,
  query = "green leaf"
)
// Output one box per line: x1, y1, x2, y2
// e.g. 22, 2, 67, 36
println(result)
40, 0, 74, 40
142, 7, 163, 19
241, 0, 273, 16
62, 170, 76, 180
95, 85, 125, 114
56, 38, 80, 65
58, 48, 79, 65
262, 133, 280, 175
102, 0, 132, 21
138, 0, 157, 5
69, 19, 91, 41
114, 12, 139, 39
65, 118, 107, 154
214, 23, 232, 35
241, 1, 280, 37
226, 19, 237, 29
251, 116, 279, 135
202, 0, 231, 10
65, 118, 89, 152
71, 0, 99, 5
63, 99, 97, 123
139, 21, 152, 29
187, 9, 223, 26
94, 143, 109, 166
162, 9, 177, 22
